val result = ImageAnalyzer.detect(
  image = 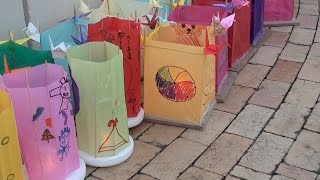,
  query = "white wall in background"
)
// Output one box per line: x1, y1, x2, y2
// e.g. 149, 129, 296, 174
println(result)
0, 0, 26, 40
0, 0, 102, 41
